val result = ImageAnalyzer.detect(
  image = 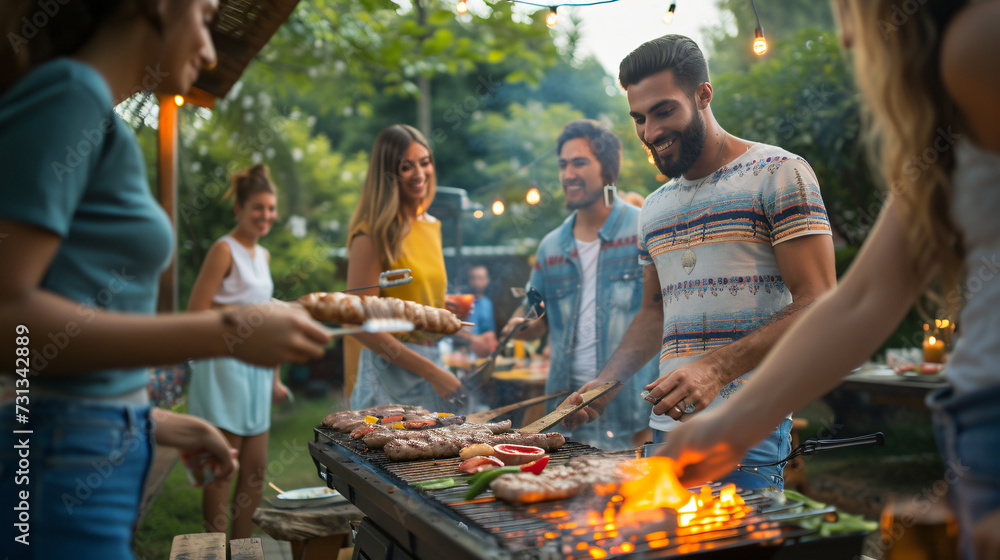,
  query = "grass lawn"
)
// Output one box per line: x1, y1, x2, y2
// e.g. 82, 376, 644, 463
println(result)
133, 392, 345, 559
